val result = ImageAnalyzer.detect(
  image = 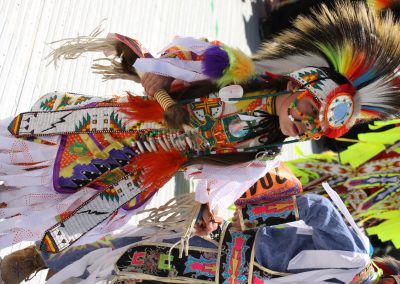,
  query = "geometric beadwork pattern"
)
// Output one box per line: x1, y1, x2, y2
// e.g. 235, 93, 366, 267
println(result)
54, 138, 137, 192
116, 242, 218, 282
239, 196, 298, 230
115, 227, 285, 283
218, 226, 256, 284
40, 171, 144, 253
9, 106, 127, 137
39, 94, 58, 111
